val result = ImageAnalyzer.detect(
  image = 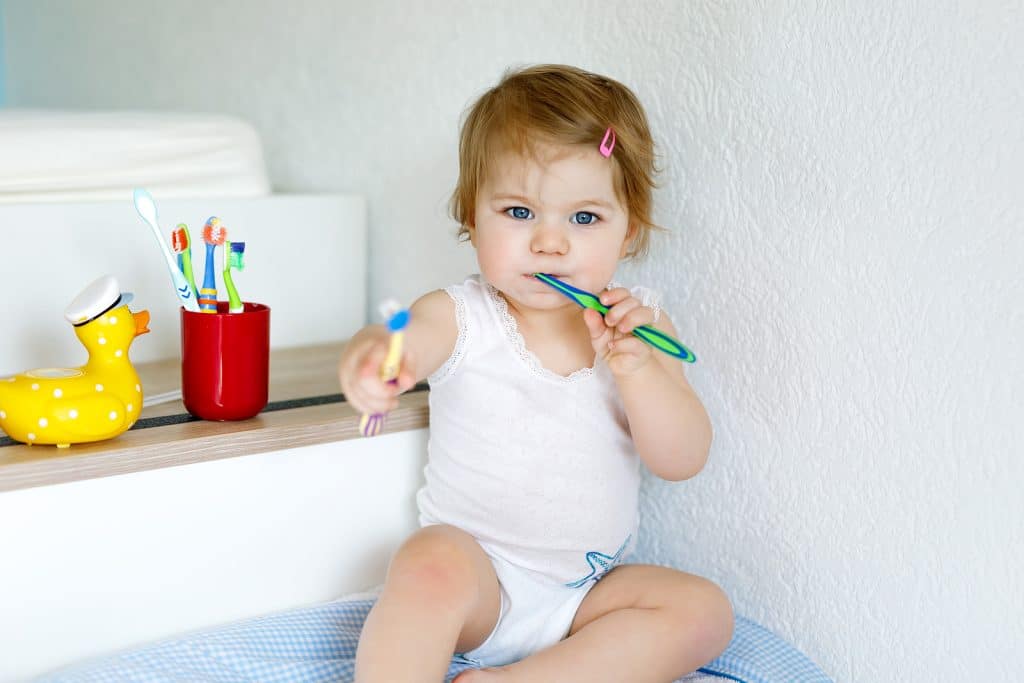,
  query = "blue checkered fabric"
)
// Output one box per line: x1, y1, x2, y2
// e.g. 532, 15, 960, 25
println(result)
698, 615, 832, 683
38, 595, 831, 682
